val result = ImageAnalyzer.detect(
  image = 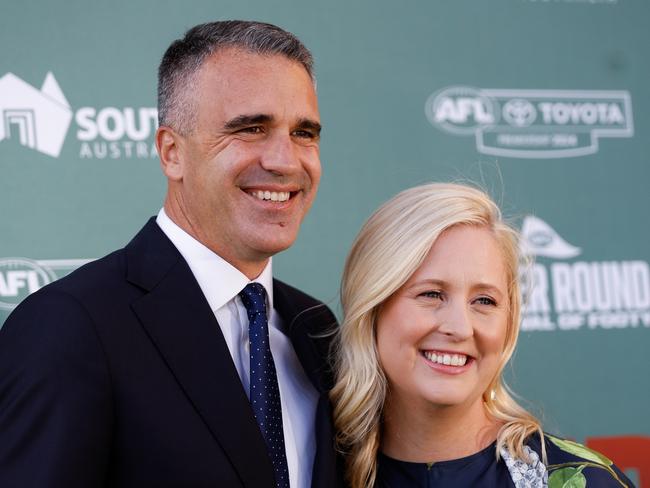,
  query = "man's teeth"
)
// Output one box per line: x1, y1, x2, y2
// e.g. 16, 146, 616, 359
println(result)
423, 351, 468, 366
250, 190, 290, 202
